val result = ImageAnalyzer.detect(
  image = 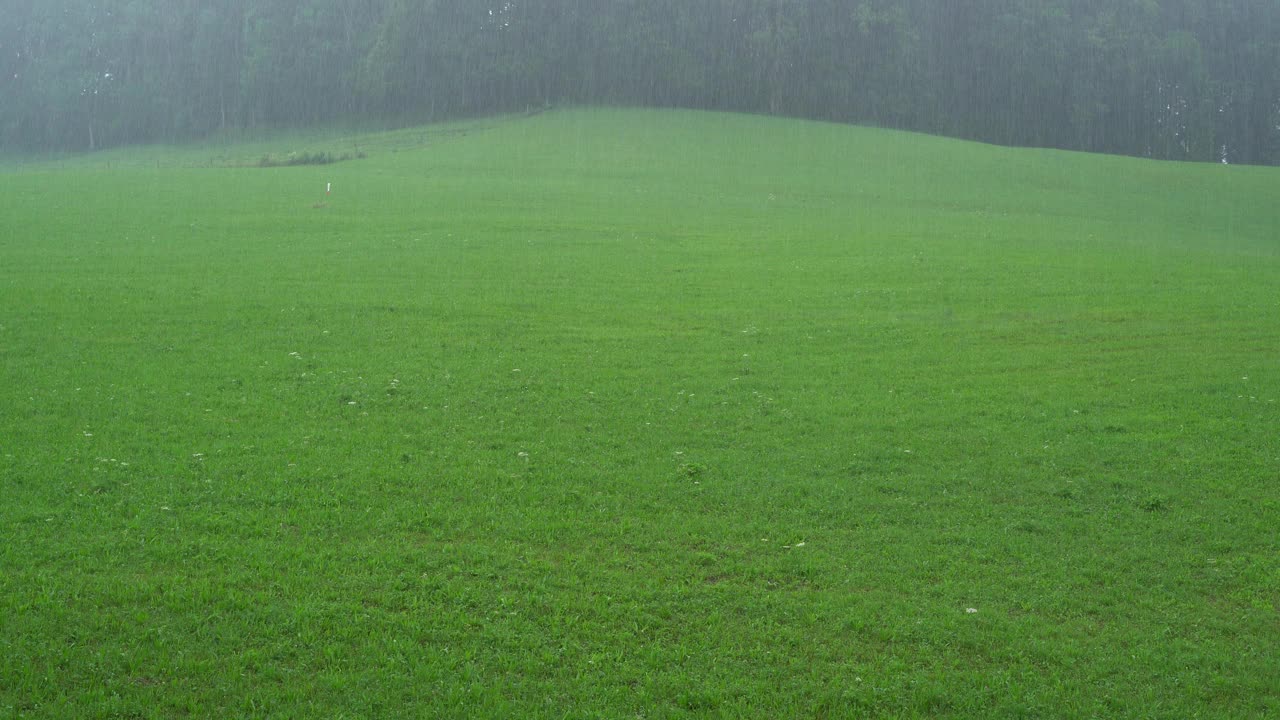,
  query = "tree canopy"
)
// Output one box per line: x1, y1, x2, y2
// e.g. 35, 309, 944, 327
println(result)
3, 0, 1278, 164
